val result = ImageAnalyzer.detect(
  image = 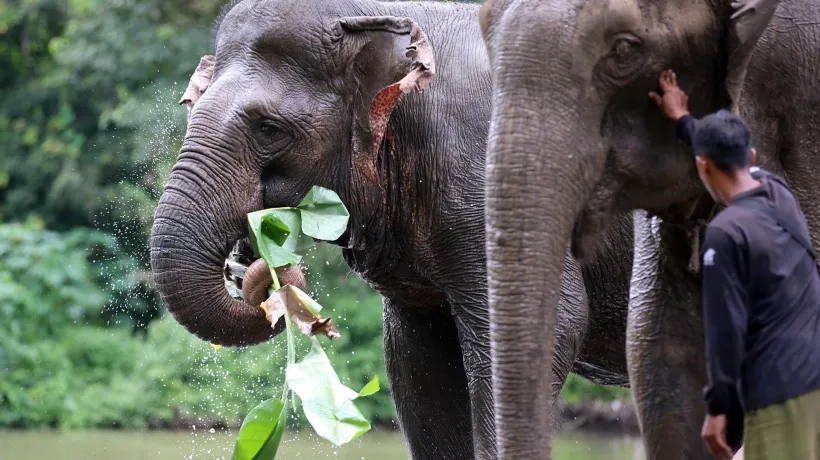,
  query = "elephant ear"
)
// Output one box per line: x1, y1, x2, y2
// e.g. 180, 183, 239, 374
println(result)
337, 16, 436, 185
723, 0, 780, 112
179, 55, 216, 121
